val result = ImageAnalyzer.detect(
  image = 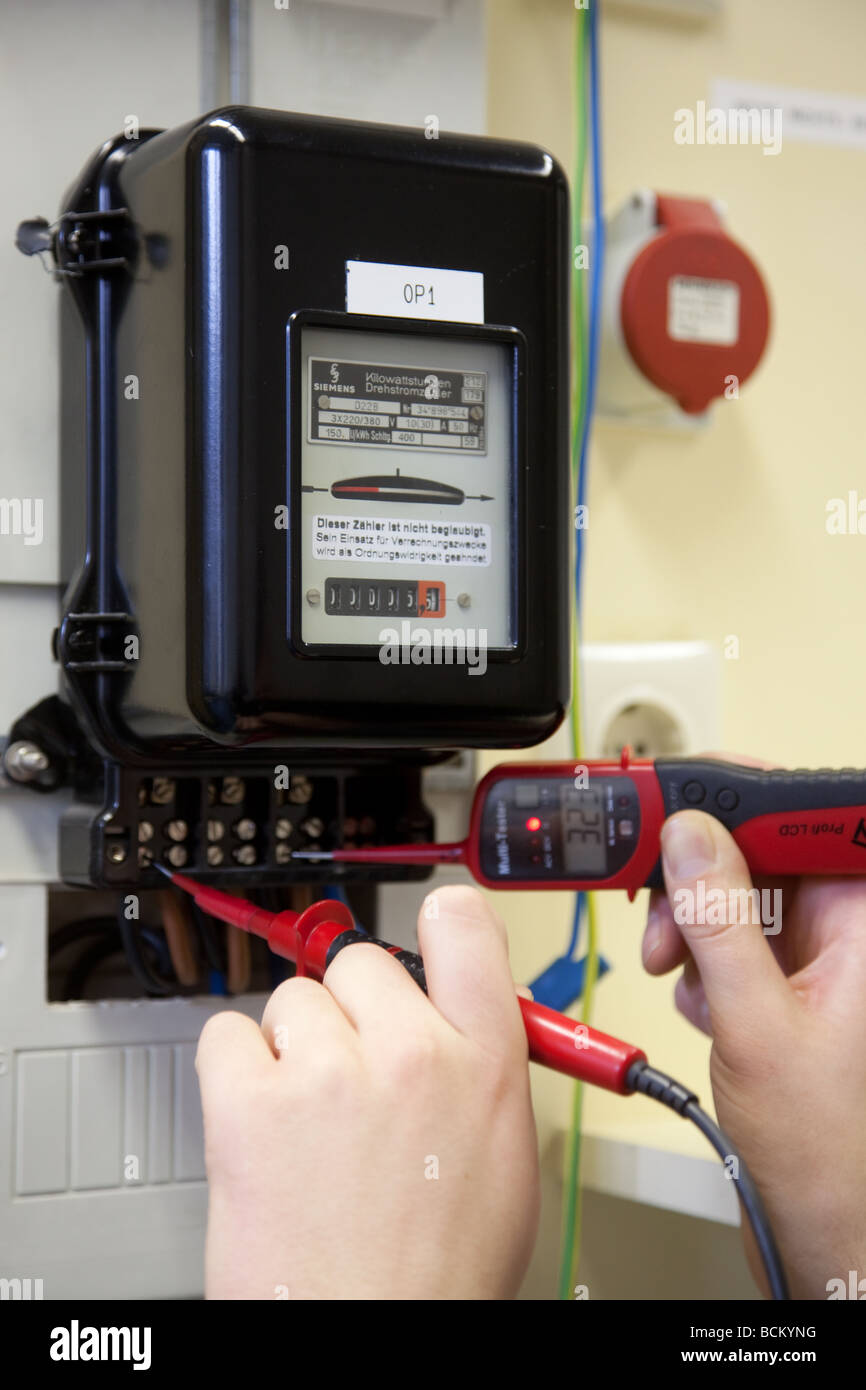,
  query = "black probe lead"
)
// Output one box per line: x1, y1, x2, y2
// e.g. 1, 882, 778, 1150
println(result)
627, 1060, 790, 1301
